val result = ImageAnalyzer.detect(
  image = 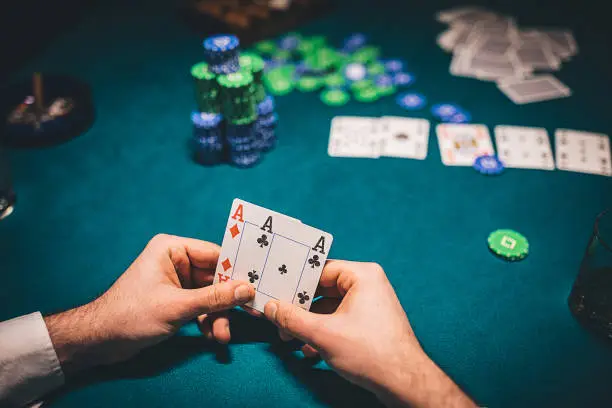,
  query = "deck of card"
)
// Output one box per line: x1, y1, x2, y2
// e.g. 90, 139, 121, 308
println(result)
214, 199, 333, 312
327, 116, 611, 177
436, 6, 577, 104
